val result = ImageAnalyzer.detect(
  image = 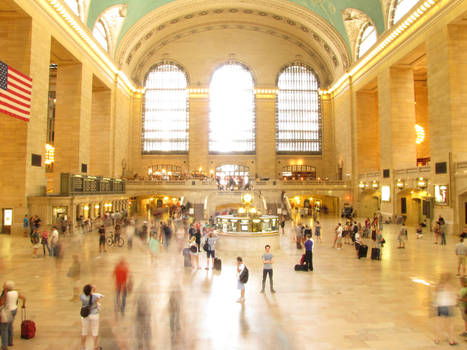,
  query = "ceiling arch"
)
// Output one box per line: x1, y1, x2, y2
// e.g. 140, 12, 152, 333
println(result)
114, 0, 356, 86
86, 0, 385, 50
